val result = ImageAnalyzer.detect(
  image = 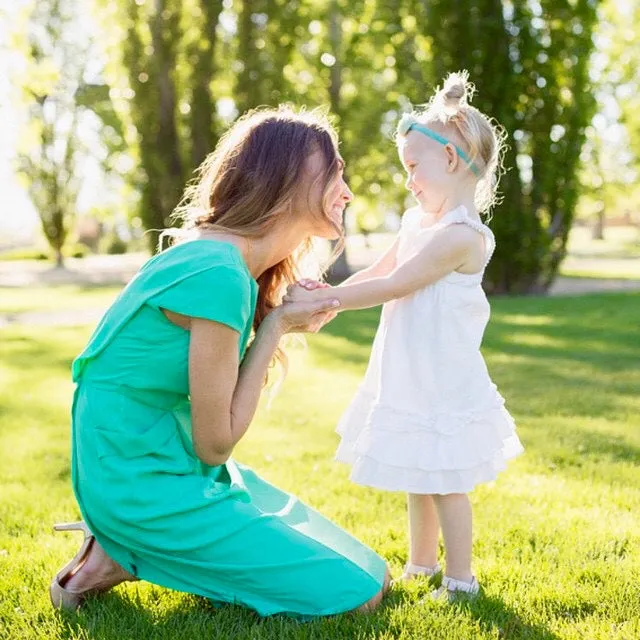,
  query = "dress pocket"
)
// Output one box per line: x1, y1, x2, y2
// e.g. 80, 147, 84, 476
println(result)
94, 410, 195, 475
